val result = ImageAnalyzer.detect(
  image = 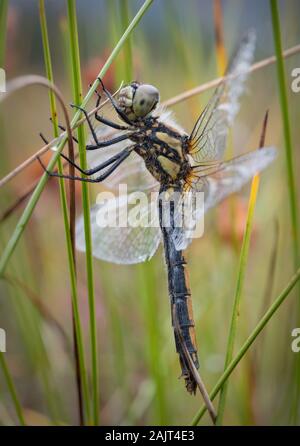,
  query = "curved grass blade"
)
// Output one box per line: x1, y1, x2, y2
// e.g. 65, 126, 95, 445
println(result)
0, 0, 25, 426
39, 0, 89, 424
216, 112, 269, 424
